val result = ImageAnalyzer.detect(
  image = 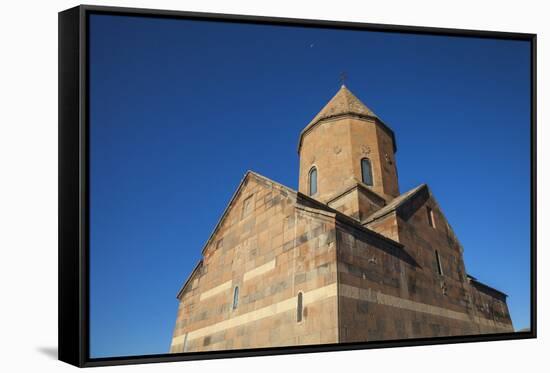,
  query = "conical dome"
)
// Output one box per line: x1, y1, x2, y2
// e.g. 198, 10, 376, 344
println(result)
307, 85, 379, 127
298, 85, 393, 153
